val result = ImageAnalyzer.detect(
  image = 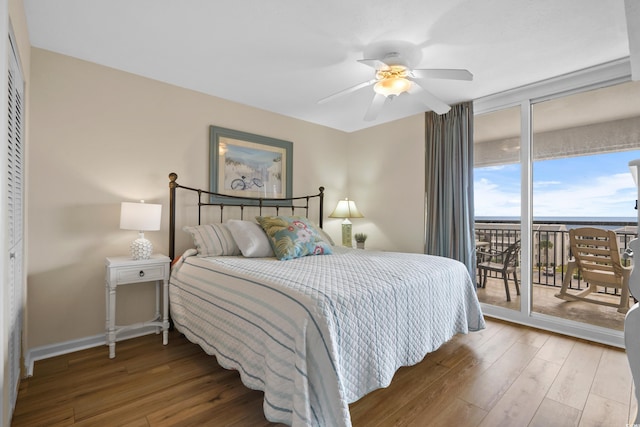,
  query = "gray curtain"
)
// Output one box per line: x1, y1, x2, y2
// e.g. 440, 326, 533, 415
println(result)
425, 102, 475, 278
